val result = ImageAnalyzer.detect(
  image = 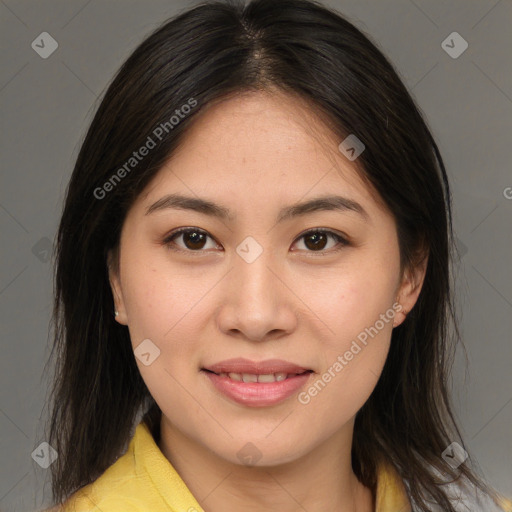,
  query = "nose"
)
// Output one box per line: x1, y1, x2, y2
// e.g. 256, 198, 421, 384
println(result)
215, 245, 298, 343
